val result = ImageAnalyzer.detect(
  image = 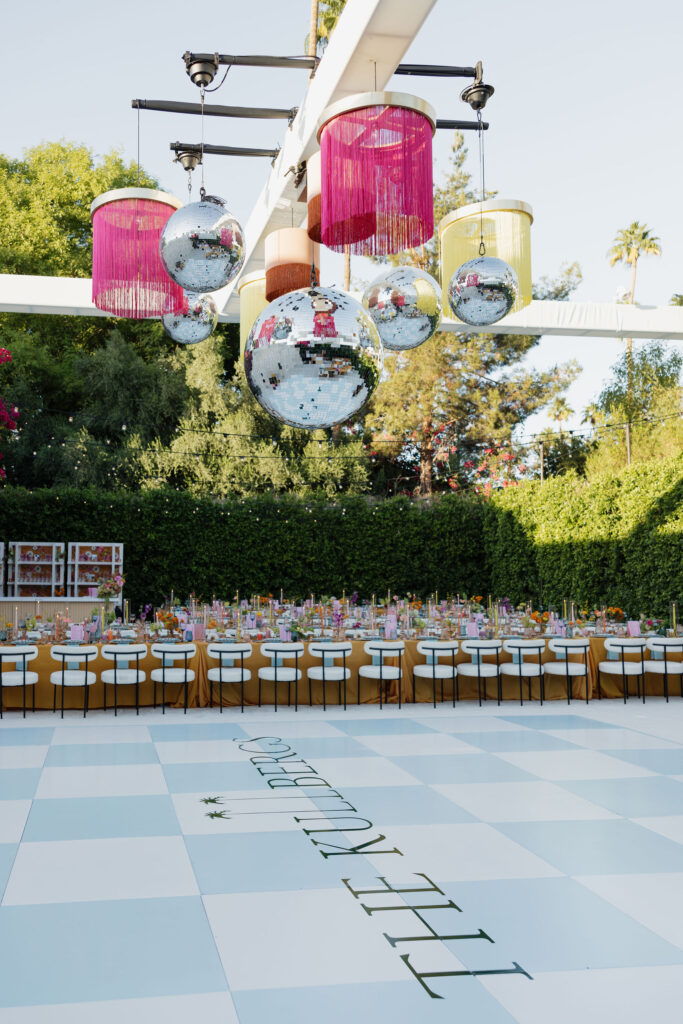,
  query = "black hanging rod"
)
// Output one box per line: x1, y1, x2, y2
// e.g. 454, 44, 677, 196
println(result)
436, 119, 488, 130
133, 99, 297, 122
182, 51, 482, 79
394, 64, 477, 78
170, 141, 281, 161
